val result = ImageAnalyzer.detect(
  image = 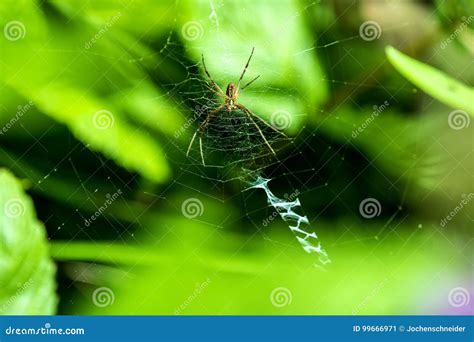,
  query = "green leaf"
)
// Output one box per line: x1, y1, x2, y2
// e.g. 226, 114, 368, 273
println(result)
386, 46, 474, 116
317, 106, 447, 191
69, 221, 466, 315
0, 2, 175, 183
0, 169, 57, 314
51, 0, 176, 38
9, 82, 171, 183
